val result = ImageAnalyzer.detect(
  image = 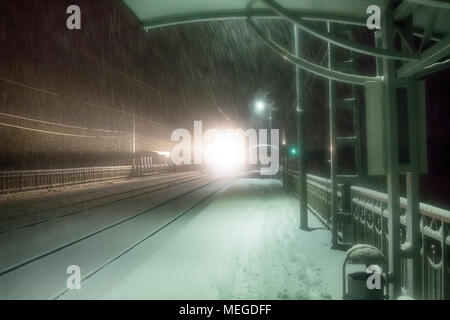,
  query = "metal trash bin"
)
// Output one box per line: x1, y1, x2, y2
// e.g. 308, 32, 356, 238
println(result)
343, 244, 386, 300
347, 271, 385, 300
